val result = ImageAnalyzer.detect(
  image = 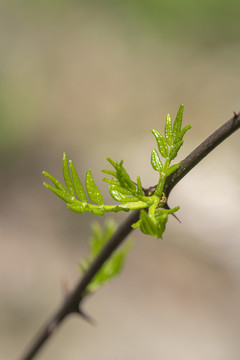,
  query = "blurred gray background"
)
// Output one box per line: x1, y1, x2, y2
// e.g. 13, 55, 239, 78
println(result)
0, 1, 240, 359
